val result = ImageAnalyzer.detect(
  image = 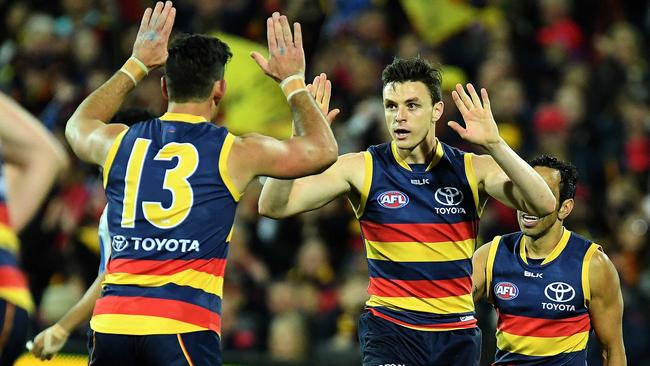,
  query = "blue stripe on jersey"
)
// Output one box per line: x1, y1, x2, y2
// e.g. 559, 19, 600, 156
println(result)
368, 258, 472, 281
102, 283, 222, 314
